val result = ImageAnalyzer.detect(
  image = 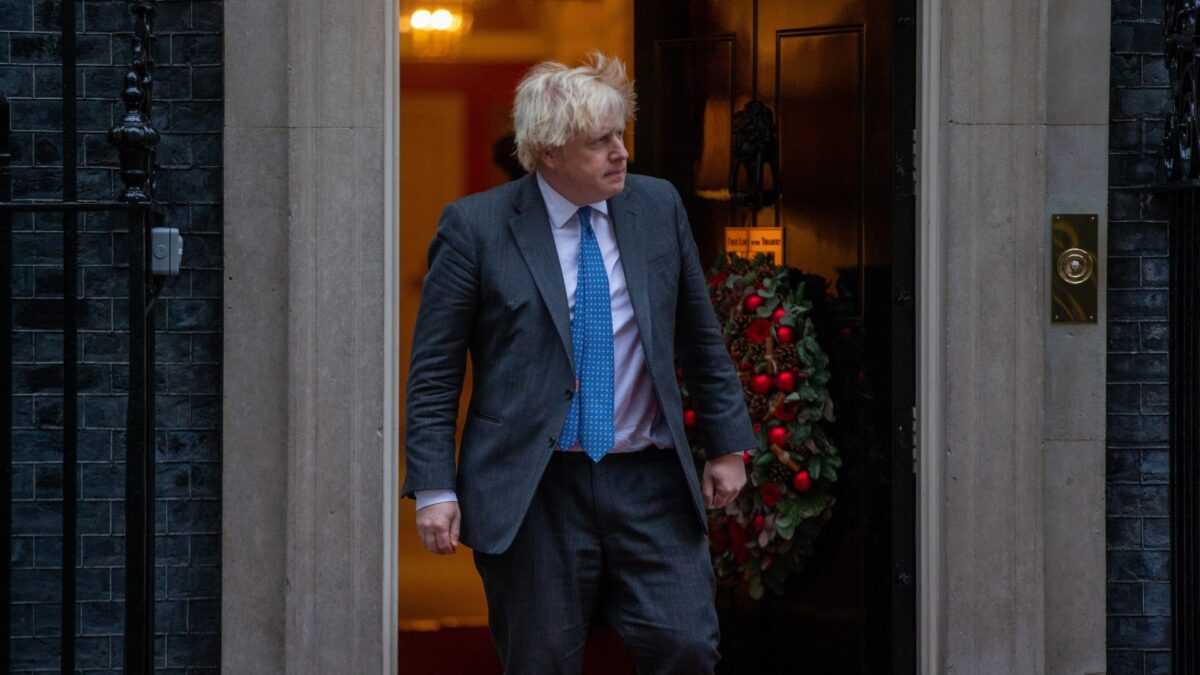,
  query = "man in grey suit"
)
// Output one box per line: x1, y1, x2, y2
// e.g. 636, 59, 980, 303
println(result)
402, 53, 755, 674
